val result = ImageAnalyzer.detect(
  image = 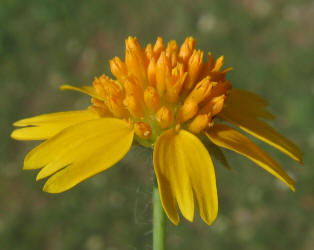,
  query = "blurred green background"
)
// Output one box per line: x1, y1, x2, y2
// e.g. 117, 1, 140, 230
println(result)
1, 0, 313, 249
